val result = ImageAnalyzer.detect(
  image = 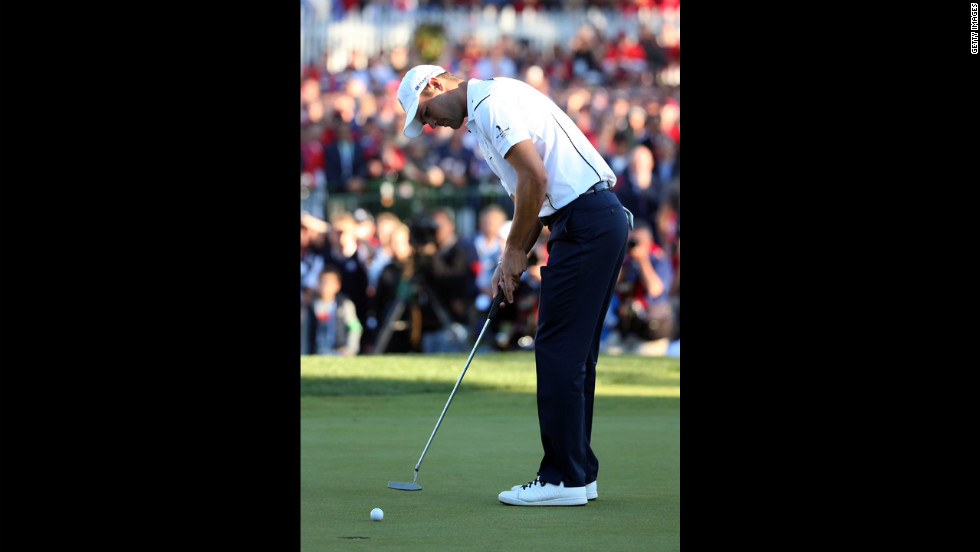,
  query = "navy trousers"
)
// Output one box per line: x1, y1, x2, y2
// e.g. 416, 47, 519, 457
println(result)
534, 189, 629, 488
